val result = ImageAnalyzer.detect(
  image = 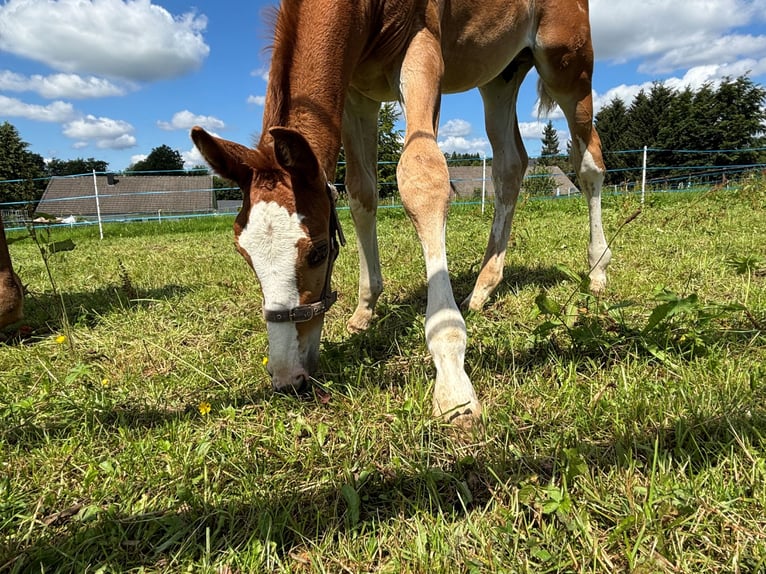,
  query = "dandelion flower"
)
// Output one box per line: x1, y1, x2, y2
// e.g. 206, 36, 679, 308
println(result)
198, 401, 211, 416
55, 335, 67, 344
101, 378, 110, 387
262, 356, 269, 366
